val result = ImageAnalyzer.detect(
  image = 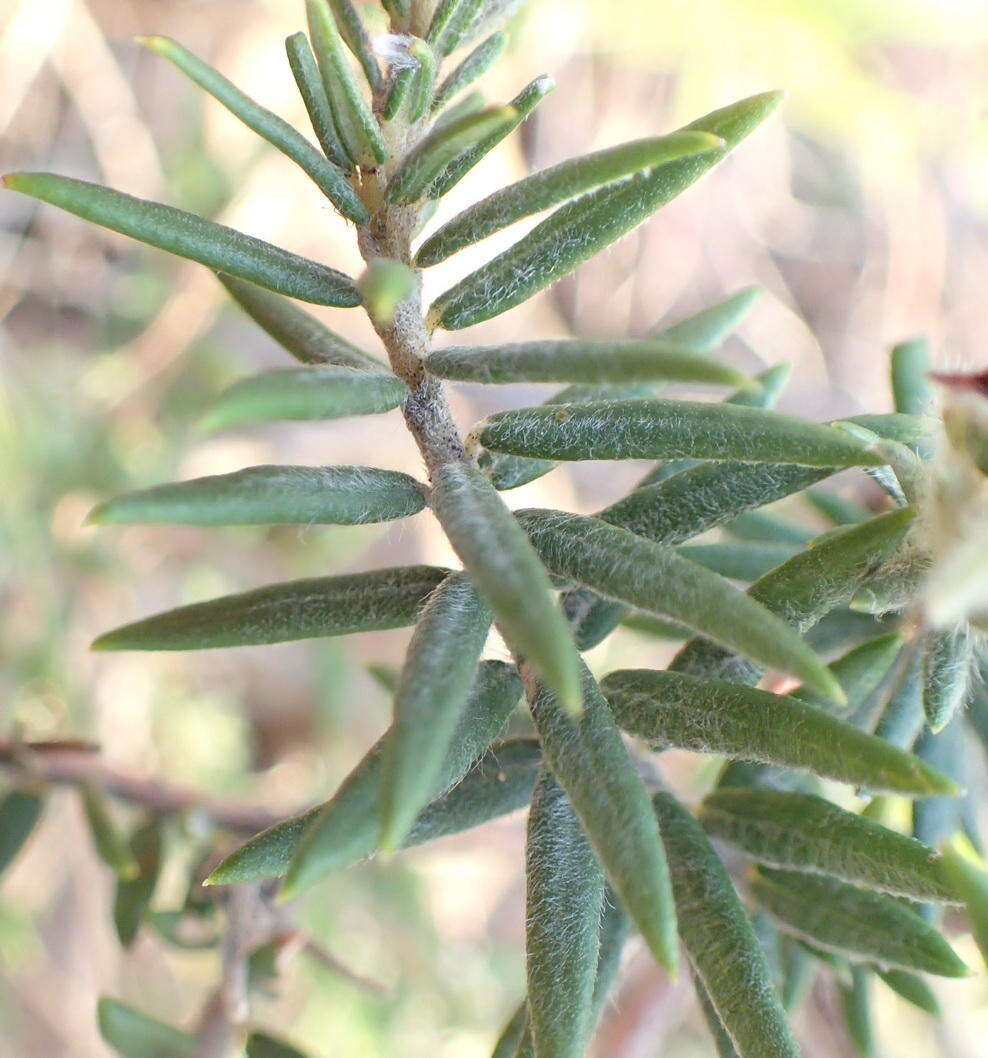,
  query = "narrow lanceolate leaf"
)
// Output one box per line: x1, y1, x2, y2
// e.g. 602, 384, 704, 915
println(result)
921, 627, 973, 732
805, 488, 872, 527
654, 791, 800, 1058
200, 366, 407, 431
431, 462, 581, 712
654, 287, 760, 351
427, 0, 485, 55
285, 33, 350, 168
81, 783, 139, 880
97, 998, 195, 1058
89, 465, 426, 527
750, 868, 969, 977
429, 91, 781, 329
517, 509, 843, 702
139, 37, 367, 225
113, 819, 162, 946
788, 633, 902, 713
939, 836, 988, 967
528, 665, 678, 974
671, 508, 917, 685
92, 565, 449, 652
476, 399, 881, 468
525, 770, 605, 1058
306, 0, 387, 165
387, 105, 516, 203
2, 173, 361, 307
218, 275, 382, 369
429, 74, 555, 198
416, 131, 722, 267
839, 966, 875, 1058
426, 339, 748, 388
325, 0, 381, 91
912, 719, 968, 854
430, 32, 505, 113
695, 975, 741, 1058
214, 661, 520, 887
700, 789, 957, 903
600, 670, 957, 797
891, 339, 933, 418
0, 790, 44, 877
725, 509, 813, 546
873, 649, 925, 750
876, 968, 940, 1015
380, 575, 492, 851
